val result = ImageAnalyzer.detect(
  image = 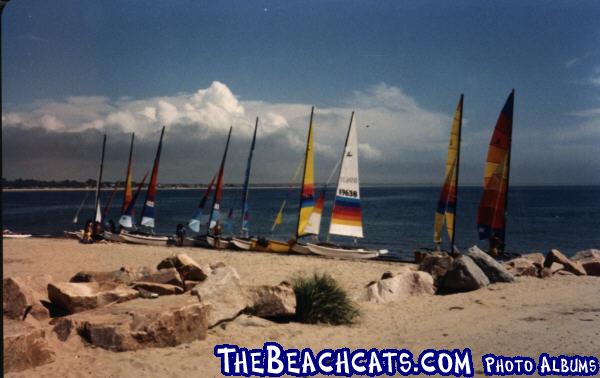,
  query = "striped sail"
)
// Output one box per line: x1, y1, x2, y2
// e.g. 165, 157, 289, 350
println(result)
434, 95, 463, 246
303, 190, 325, 236
188, 174, 216, 232
208, 127, 232, 232
296, 107, 316, 237
120, 133, 135, 214
119, 171, 149, 228
140, 126, 166, 228
329, 112, 363, 238
240, 117, 259, 237
477, 90, 514, 242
